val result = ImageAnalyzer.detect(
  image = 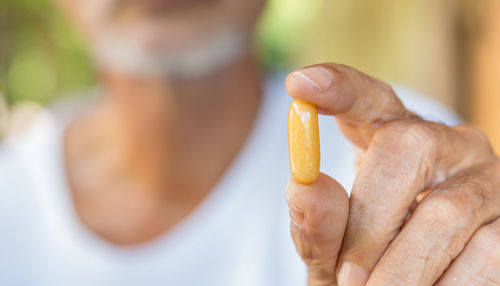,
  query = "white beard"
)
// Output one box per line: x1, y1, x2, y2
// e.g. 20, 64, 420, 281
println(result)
92, 27, 248, 79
